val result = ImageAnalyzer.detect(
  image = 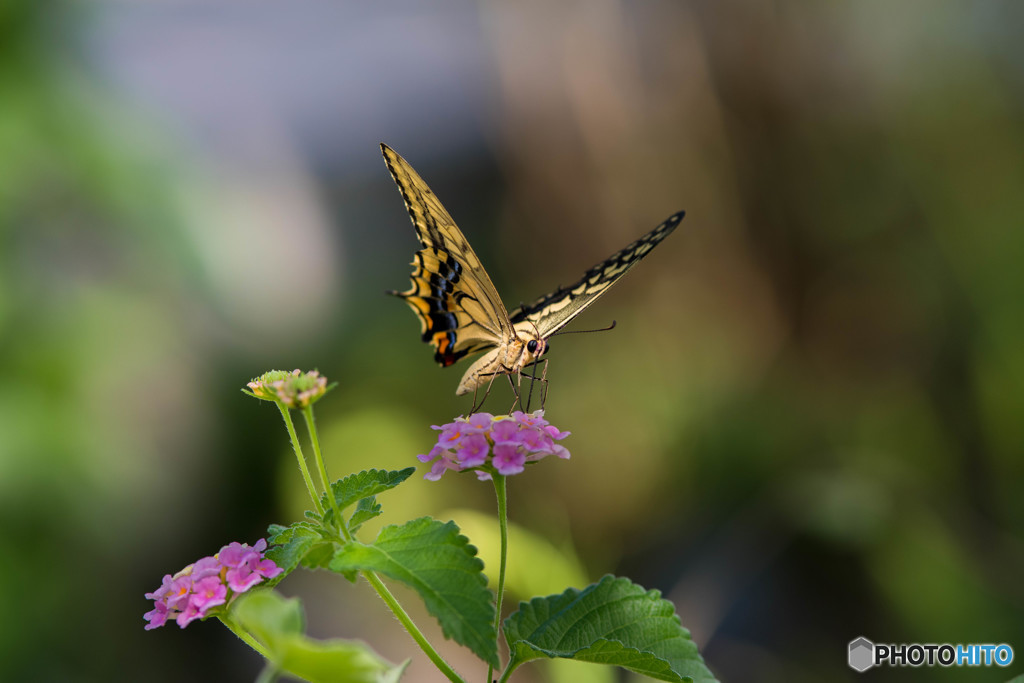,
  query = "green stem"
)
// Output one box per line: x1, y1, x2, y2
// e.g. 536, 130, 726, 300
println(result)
220, 614, 272, 660
495, 662, 517, 683
254, 664, 280, 683
303, 405, 348, 540
361, 570, 466, 683
276, 401, 323, 516
488, 474, 509, 683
